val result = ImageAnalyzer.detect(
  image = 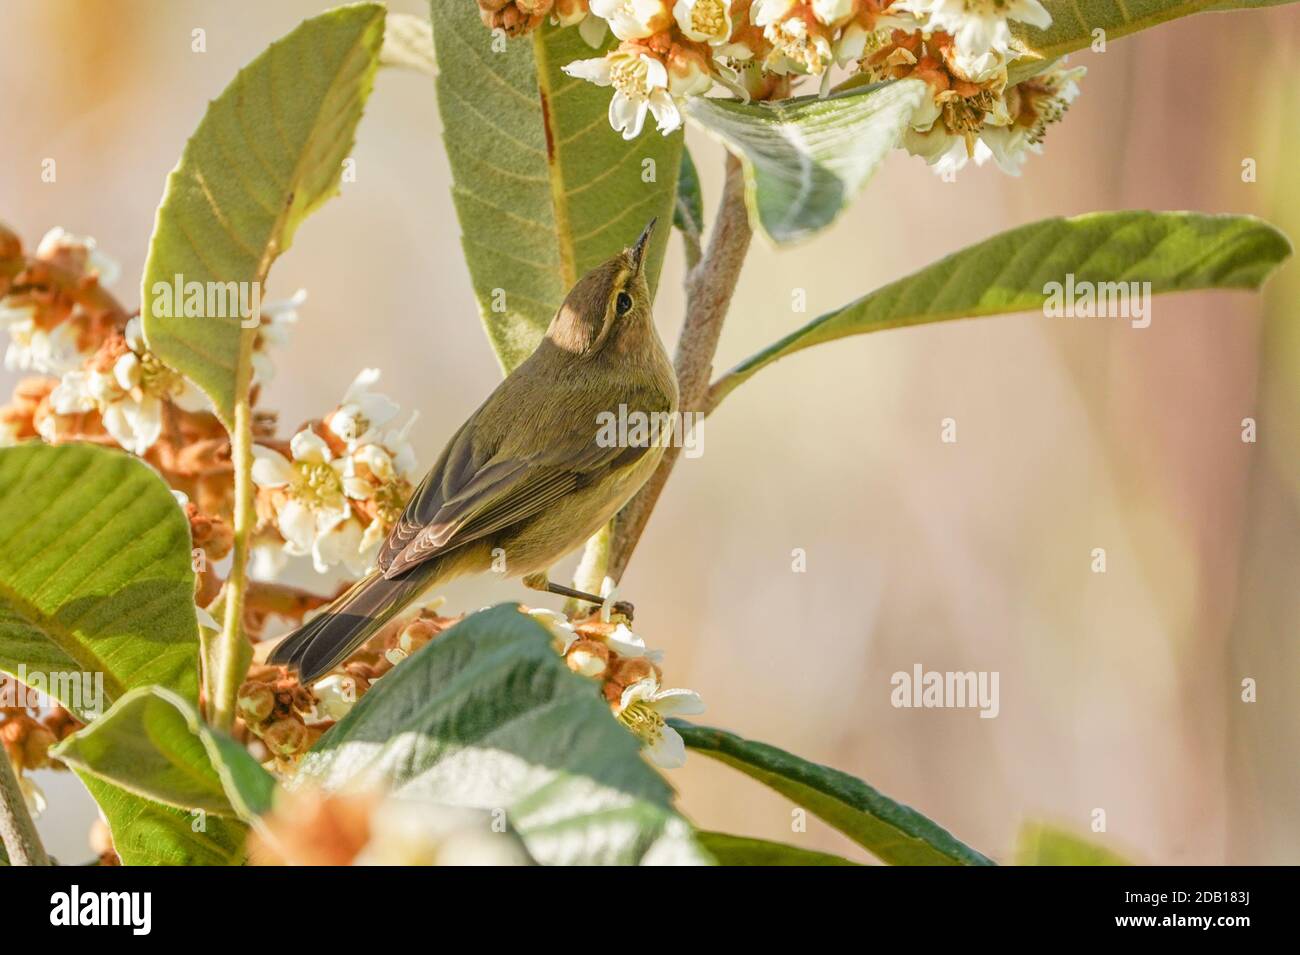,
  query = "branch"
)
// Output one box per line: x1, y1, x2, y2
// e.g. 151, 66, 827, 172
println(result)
0, 749, 50, 866
605, 151, 753, 582
210, 400, 255, 732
